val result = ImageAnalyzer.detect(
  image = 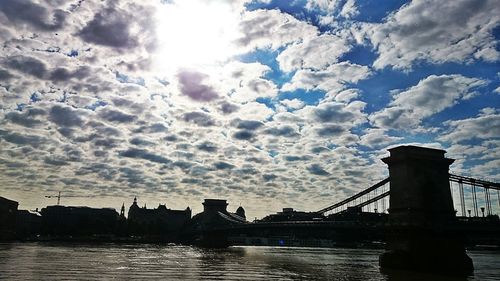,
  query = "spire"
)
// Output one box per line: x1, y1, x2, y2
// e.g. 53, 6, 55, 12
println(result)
120, 203, 125, 217
133, 197, 137, 204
